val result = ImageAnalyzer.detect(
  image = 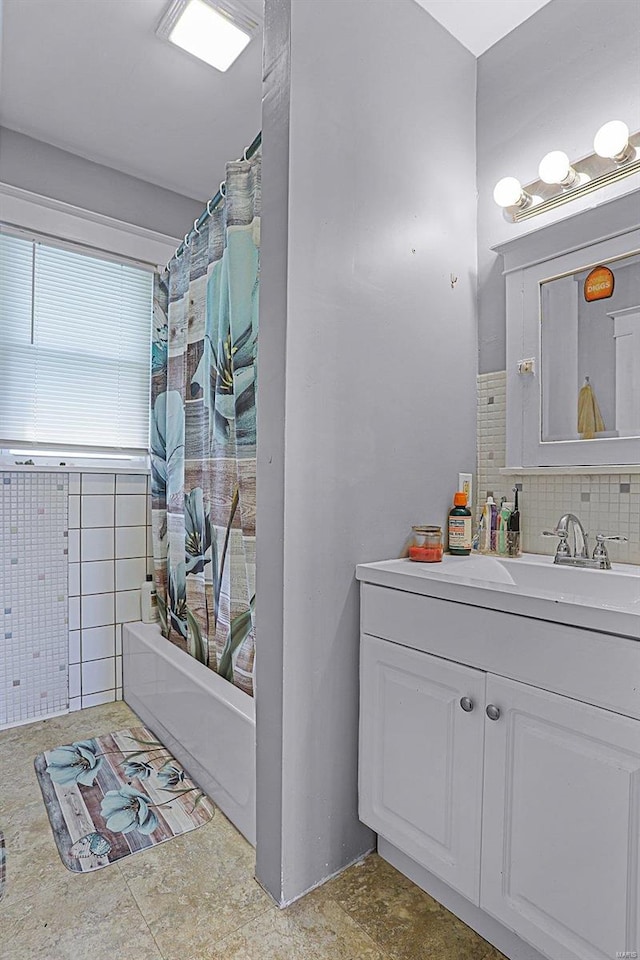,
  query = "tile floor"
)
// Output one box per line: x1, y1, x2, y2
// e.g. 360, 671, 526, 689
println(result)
0, 702, 507, 960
